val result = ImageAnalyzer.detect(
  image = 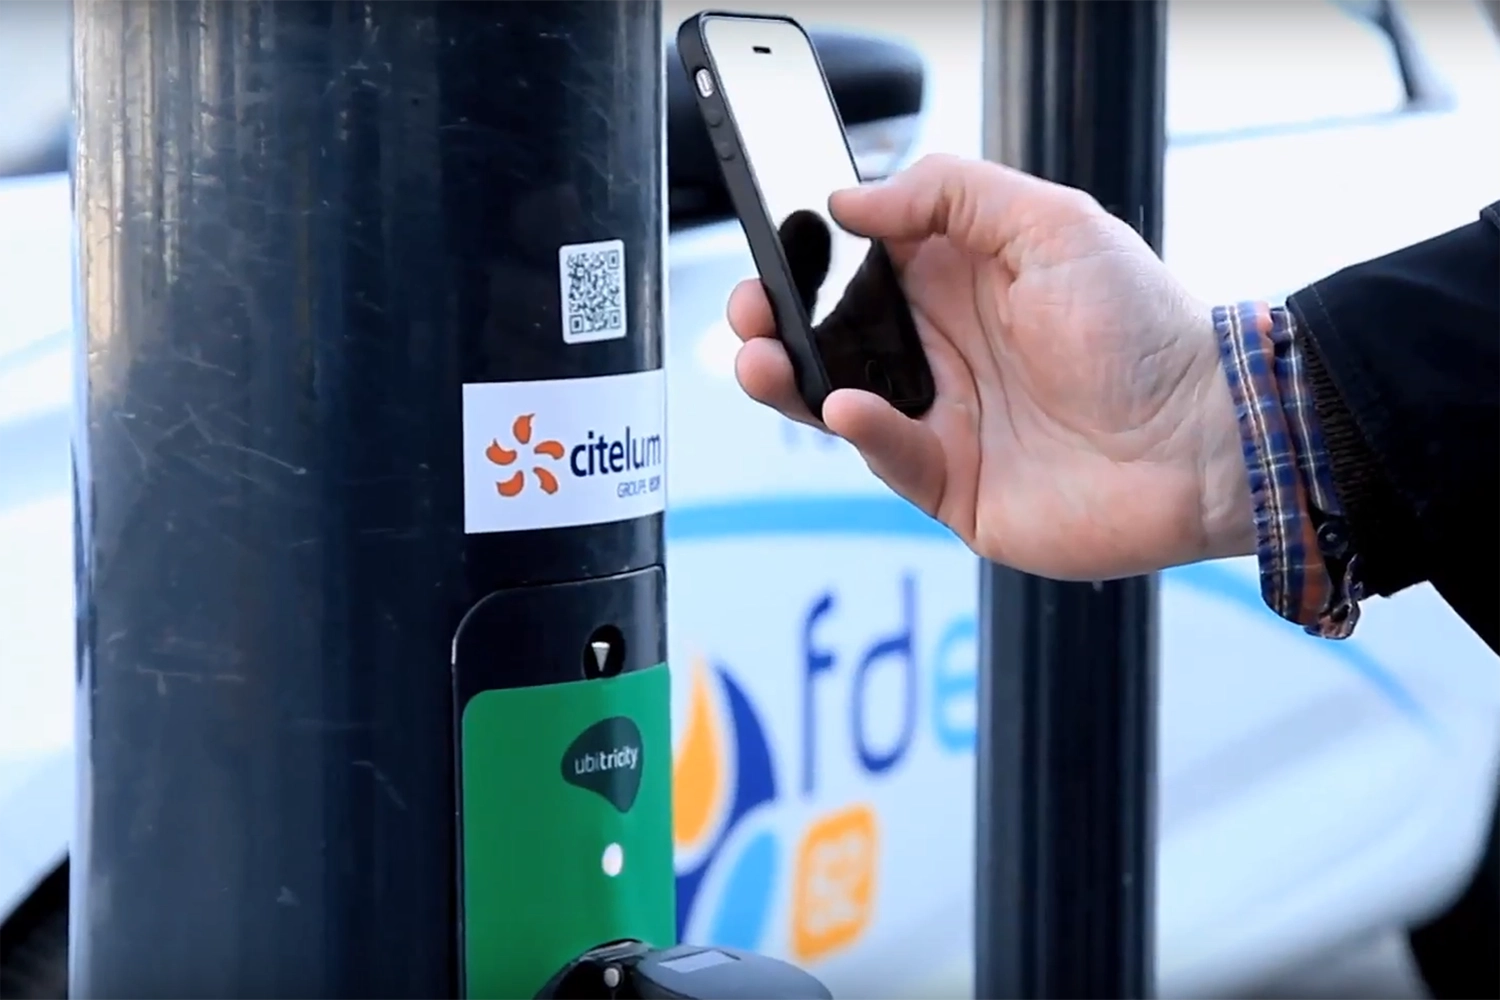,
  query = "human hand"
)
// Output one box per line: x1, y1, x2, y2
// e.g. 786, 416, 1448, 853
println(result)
730, 154, 1254, 580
